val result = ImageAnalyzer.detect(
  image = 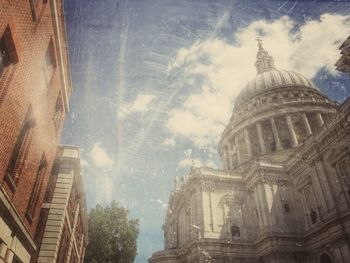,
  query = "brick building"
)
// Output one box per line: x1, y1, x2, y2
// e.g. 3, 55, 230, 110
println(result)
0, 1, 71, 262
33, 145, 88, 263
